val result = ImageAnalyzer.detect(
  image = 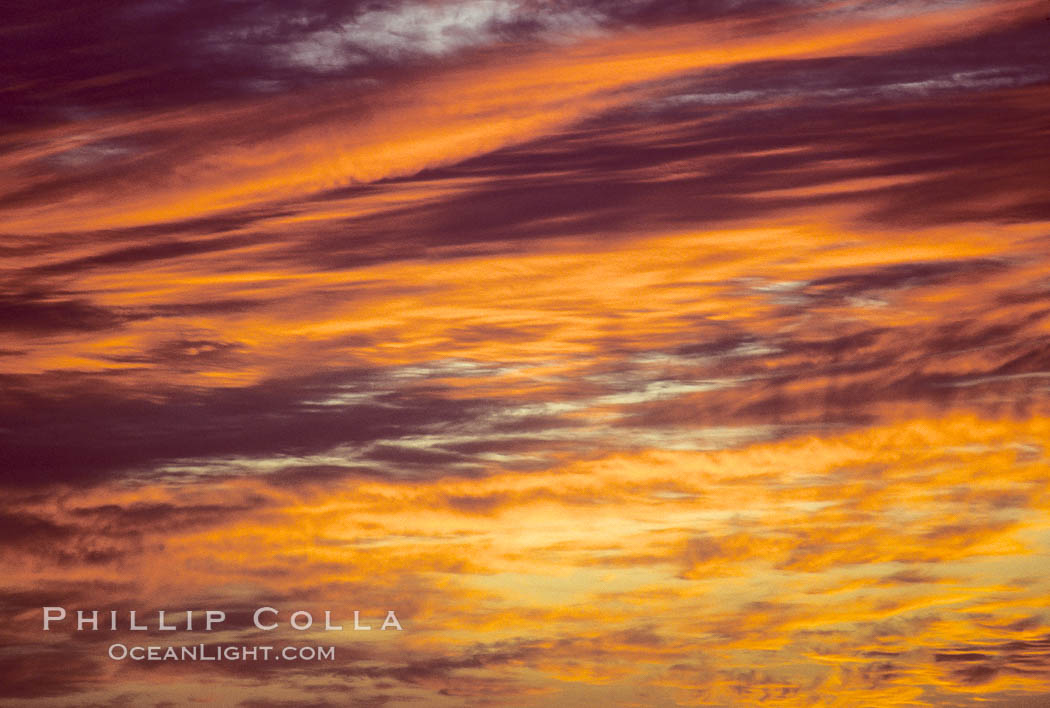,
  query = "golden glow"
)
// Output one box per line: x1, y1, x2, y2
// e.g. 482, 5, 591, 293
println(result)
6, 416, 1050, 705
3, 1, 1049, 705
